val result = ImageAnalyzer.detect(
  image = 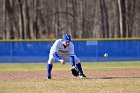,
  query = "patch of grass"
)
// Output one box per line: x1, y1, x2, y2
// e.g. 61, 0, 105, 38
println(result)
82, 61, 140, 71
0, 78, 140, 93
0, 62, 140, 72
0, 63, 46, 72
